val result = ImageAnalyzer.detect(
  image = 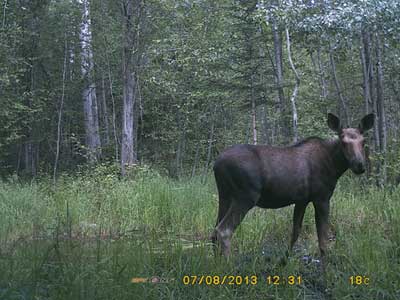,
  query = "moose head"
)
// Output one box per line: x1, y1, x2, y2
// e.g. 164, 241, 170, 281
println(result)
327, 113, 375, 174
